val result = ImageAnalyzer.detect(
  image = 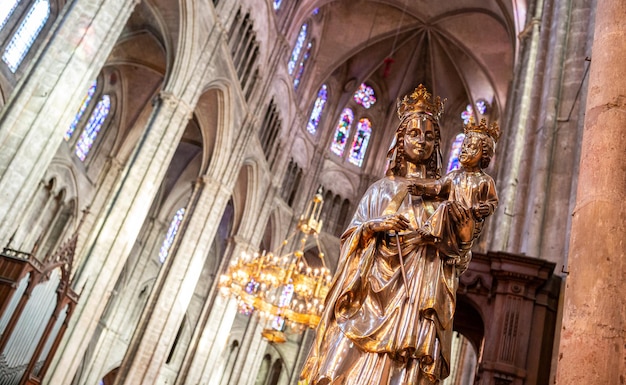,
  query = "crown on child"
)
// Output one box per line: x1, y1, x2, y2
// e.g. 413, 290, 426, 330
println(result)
464, 117, 501, 143
397, 84, 446, 120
